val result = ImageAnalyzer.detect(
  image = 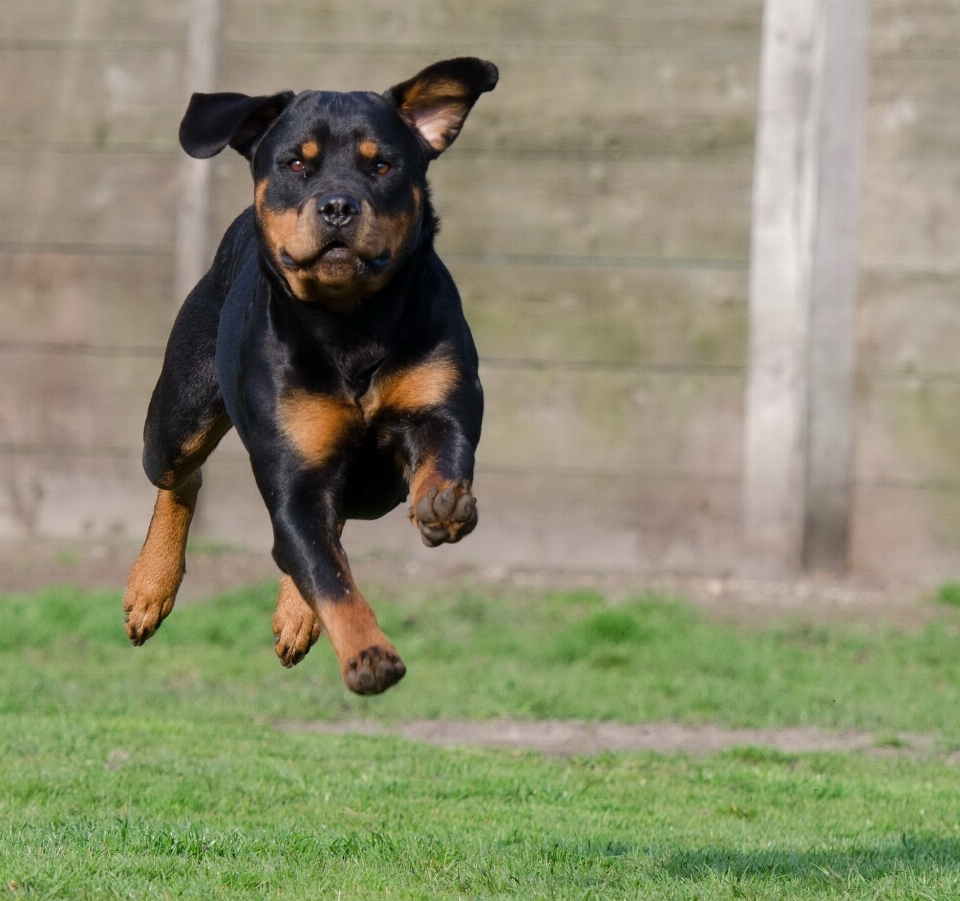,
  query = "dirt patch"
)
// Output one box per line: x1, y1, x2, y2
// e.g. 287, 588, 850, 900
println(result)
277, 718, 943, 758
